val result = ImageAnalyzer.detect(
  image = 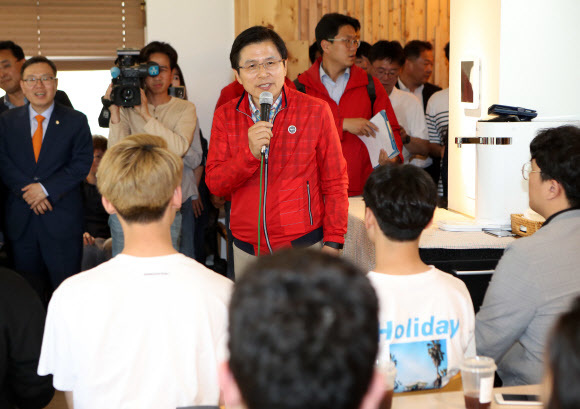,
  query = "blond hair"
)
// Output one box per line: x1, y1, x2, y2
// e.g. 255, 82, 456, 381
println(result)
97, 134, 183, 223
